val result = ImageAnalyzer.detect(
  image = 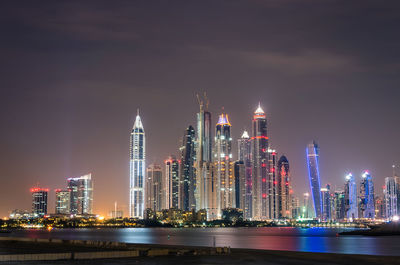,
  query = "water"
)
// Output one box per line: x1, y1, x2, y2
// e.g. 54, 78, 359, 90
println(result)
5, 227, 400, 256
